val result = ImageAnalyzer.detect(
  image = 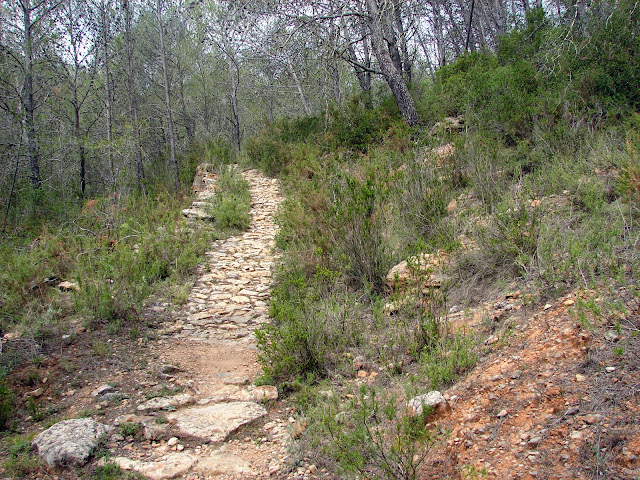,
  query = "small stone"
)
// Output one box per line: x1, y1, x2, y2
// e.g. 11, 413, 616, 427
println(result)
92, 384, 114, 397
357, 370, 368, 378
528, 436, 542, 447
176, 444, 184, 451
575, 374, 587, 382
605, 367, 616, 373
58, 281, 80, 292
485, 335, 499, 345
167, 437, 179, 447
583, 414, 602, 425
407, 391, 448, 416
251, 385, 278, 402
566, 406, 580, 415
26, 388, 44, 398
605, 330, 621, 342
563, 299, 575, 306
543, 303, 552, 310
497, 409, 508, 418
160, 365, 183, 375
308, 464, 318, 474
269, 465, 280, 475
223, 377, 250, 386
